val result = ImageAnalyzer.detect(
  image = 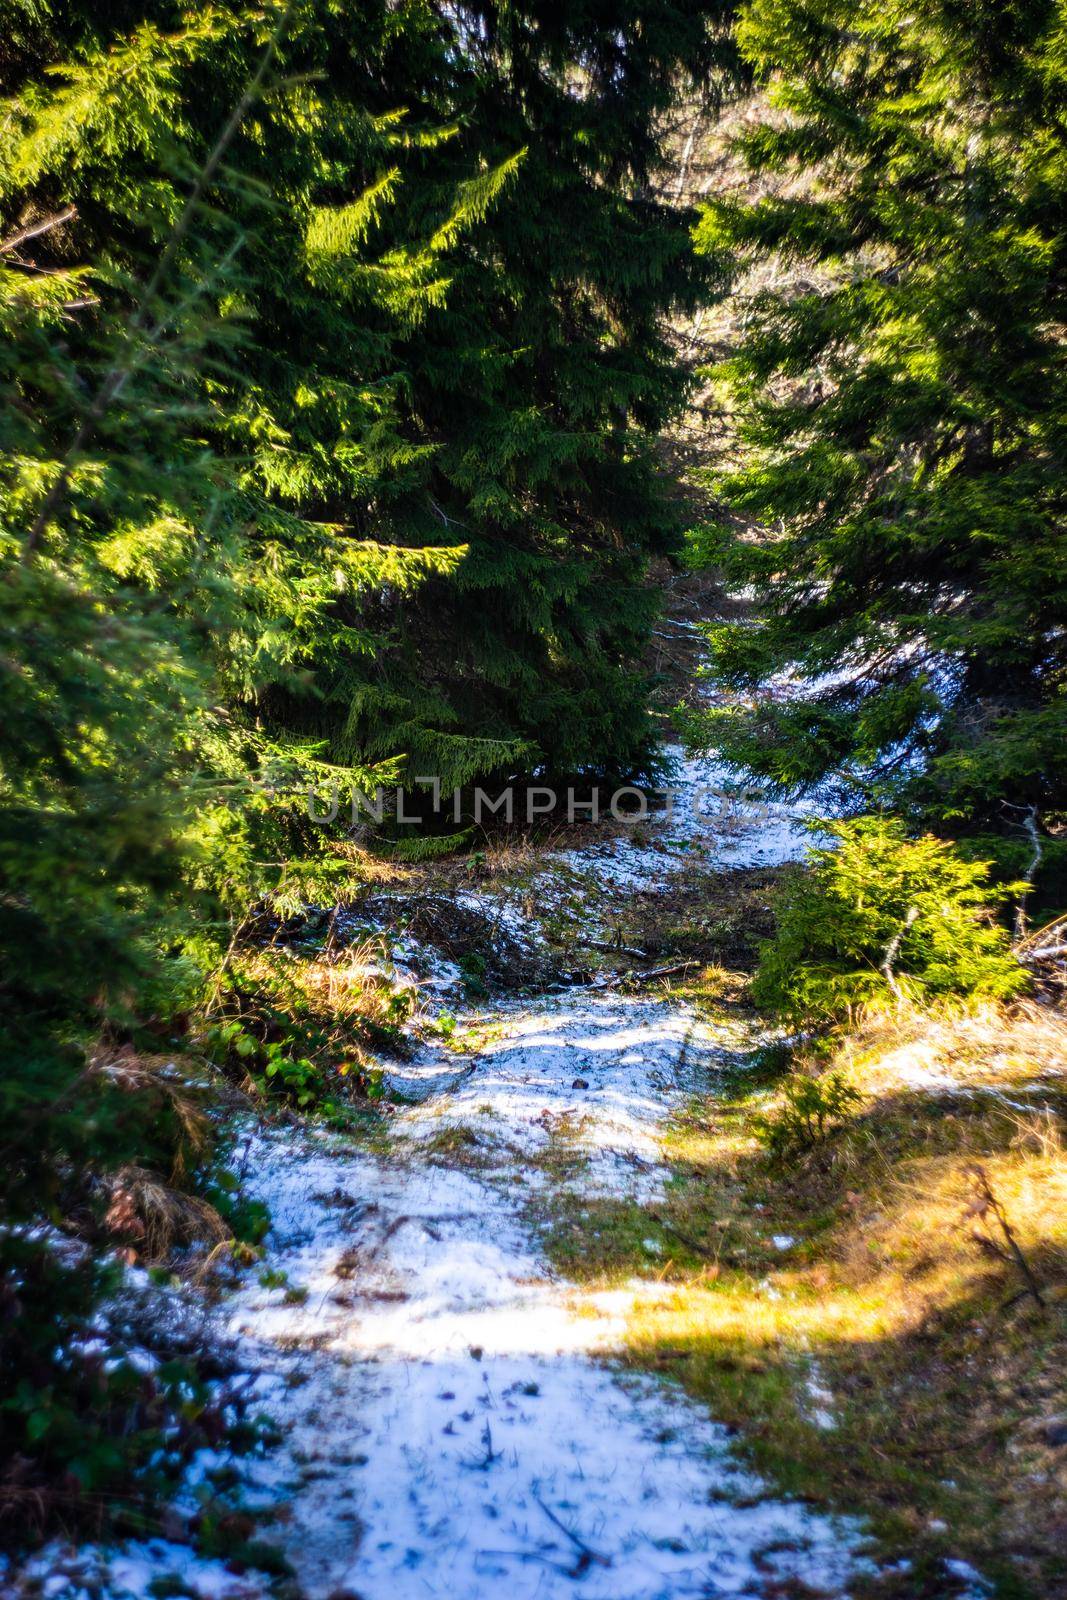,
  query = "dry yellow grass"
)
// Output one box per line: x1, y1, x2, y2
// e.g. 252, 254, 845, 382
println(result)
103, 1164, 230, 1266
539, 999, 1067, 1597
840, 999, 1067, 1096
